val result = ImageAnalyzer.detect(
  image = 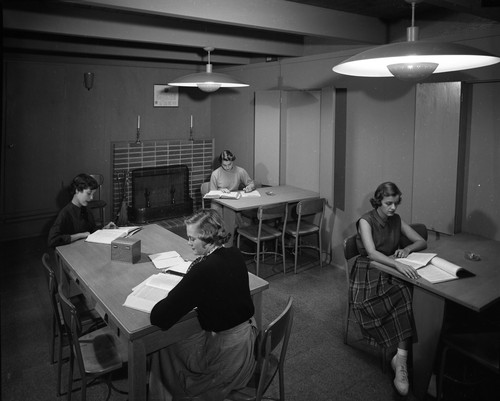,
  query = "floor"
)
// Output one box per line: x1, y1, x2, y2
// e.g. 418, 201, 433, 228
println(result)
1, 228, 497, 401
